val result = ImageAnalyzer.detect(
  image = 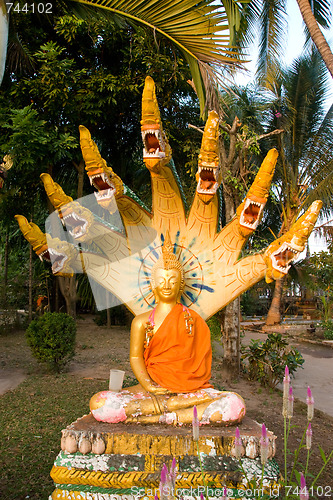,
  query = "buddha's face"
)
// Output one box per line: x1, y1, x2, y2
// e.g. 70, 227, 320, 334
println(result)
153, 268, 182, 303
